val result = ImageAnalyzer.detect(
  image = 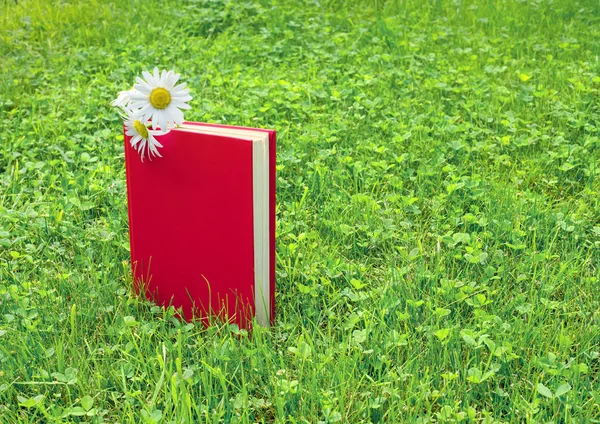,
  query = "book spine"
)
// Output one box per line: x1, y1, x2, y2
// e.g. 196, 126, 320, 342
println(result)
123, 130, 137, 290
